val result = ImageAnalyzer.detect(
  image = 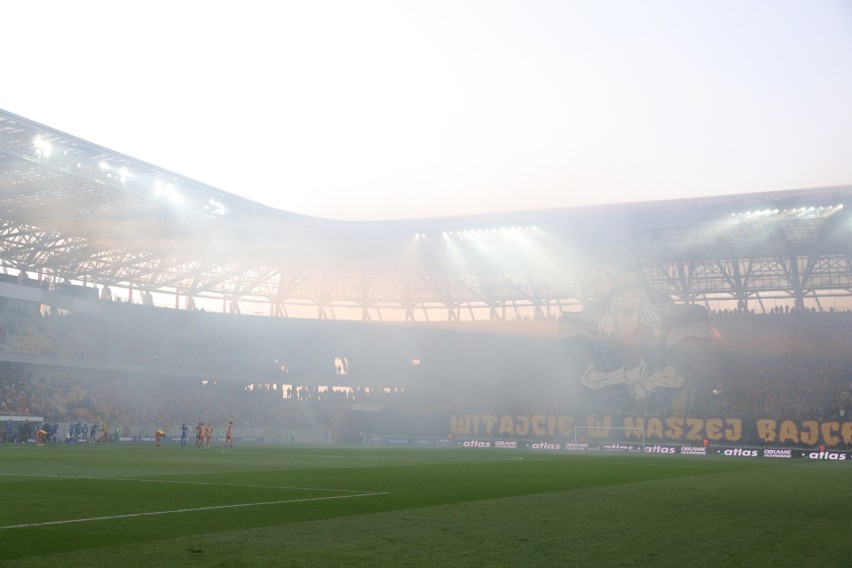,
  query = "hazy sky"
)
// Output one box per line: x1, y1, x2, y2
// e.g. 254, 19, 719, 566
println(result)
4, 1, 852, 220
